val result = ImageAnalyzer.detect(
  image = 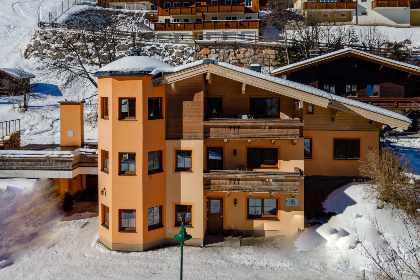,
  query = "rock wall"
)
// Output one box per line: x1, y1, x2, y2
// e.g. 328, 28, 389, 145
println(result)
25, 28, 280, 73
0, 131, 21, 150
